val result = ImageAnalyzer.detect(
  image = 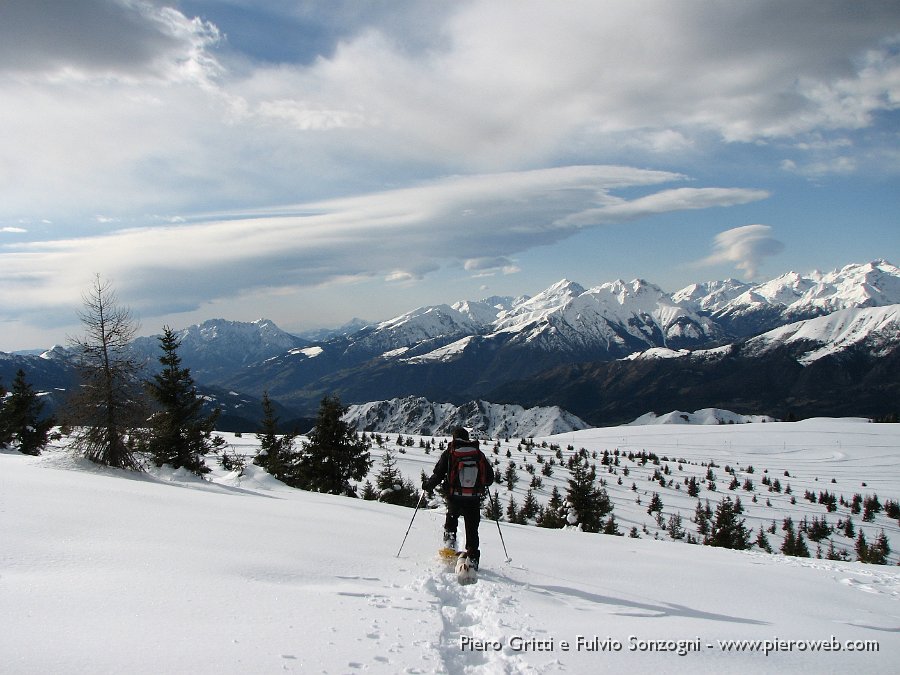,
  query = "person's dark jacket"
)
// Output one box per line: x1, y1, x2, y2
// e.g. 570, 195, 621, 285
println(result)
424, 439, 495, 498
